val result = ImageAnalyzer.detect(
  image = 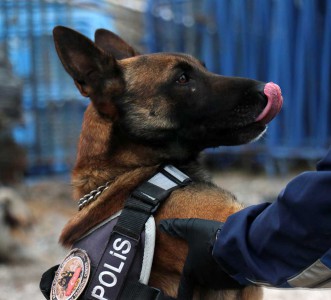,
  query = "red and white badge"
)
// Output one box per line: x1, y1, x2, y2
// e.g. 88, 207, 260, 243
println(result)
51, 248, 91, 300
